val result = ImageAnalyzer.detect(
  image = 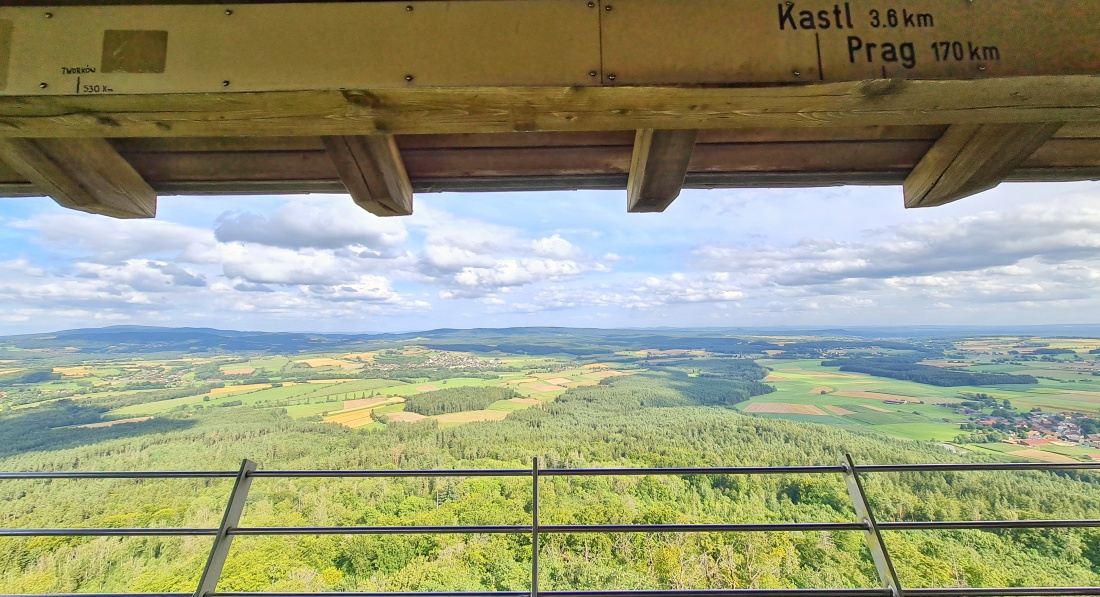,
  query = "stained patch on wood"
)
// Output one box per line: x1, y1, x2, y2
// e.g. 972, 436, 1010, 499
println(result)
102, 30, 168, 74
